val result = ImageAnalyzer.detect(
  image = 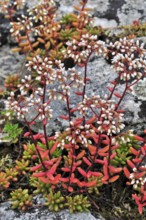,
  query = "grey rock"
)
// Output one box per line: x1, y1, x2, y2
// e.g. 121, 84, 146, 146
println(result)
0, 45, 25, 86
0, 202, 104, 220
55, 0, 146, 27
